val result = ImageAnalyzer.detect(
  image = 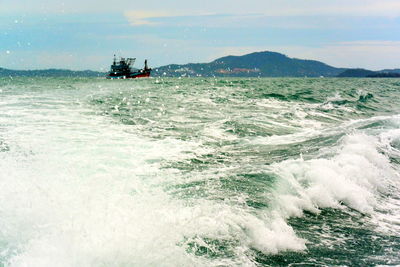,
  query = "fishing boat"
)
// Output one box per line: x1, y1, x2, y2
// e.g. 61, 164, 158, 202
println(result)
106, 55, 151, 79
